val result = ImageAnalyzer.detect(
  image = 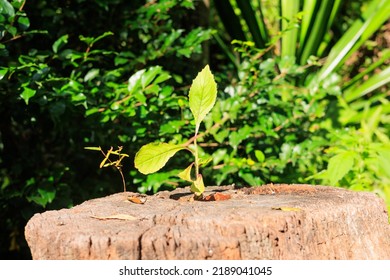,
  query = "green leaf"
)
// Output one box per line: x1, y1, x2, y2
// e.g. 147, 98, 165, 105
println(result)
361, 106, 382, 140
6, 25, 17, 36
84, 68, 100, 82
213, 129, 229, 144
79, 31, 113, 46
52, 34, 69, 54
190, 174, 205, 196
27, 188, 56, 208
239, 171, 263, 186
91, 31, 114, 45
327, 151, 357, 186
17, 15, 30, 30
229, 125, 251, 150
178, 163, 194, 182
0, 67, 8, 80
255, 150, 265, 163
189, 64, 217, 134
0, 0, 15, 17
134, 143, 187, 174
20, 87, 36, 105
141, 66, 162, 89
198, 156, 212, 167
128, 69, 145, 93
0, 43, 8, 57
378, 146, 390, 177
